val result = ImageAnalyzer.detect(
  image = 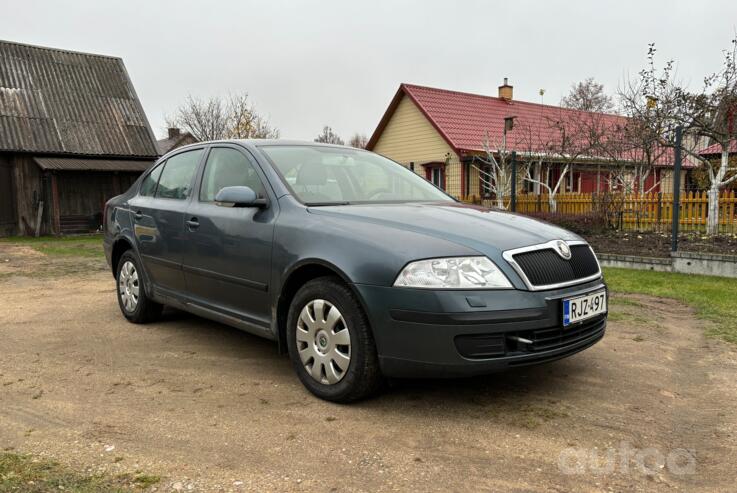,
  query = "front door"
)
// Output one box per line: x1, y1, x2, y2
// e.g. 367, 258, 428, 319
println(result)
130, 148, 204, 295
182, 146, 276, 328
